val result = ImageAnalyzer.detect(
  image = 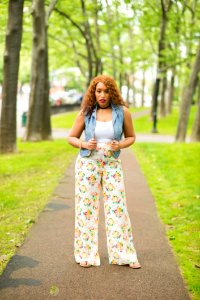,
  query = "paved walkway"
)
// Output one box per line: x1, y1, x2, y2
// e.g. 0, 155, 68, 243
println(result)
0, 149, 190, 300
